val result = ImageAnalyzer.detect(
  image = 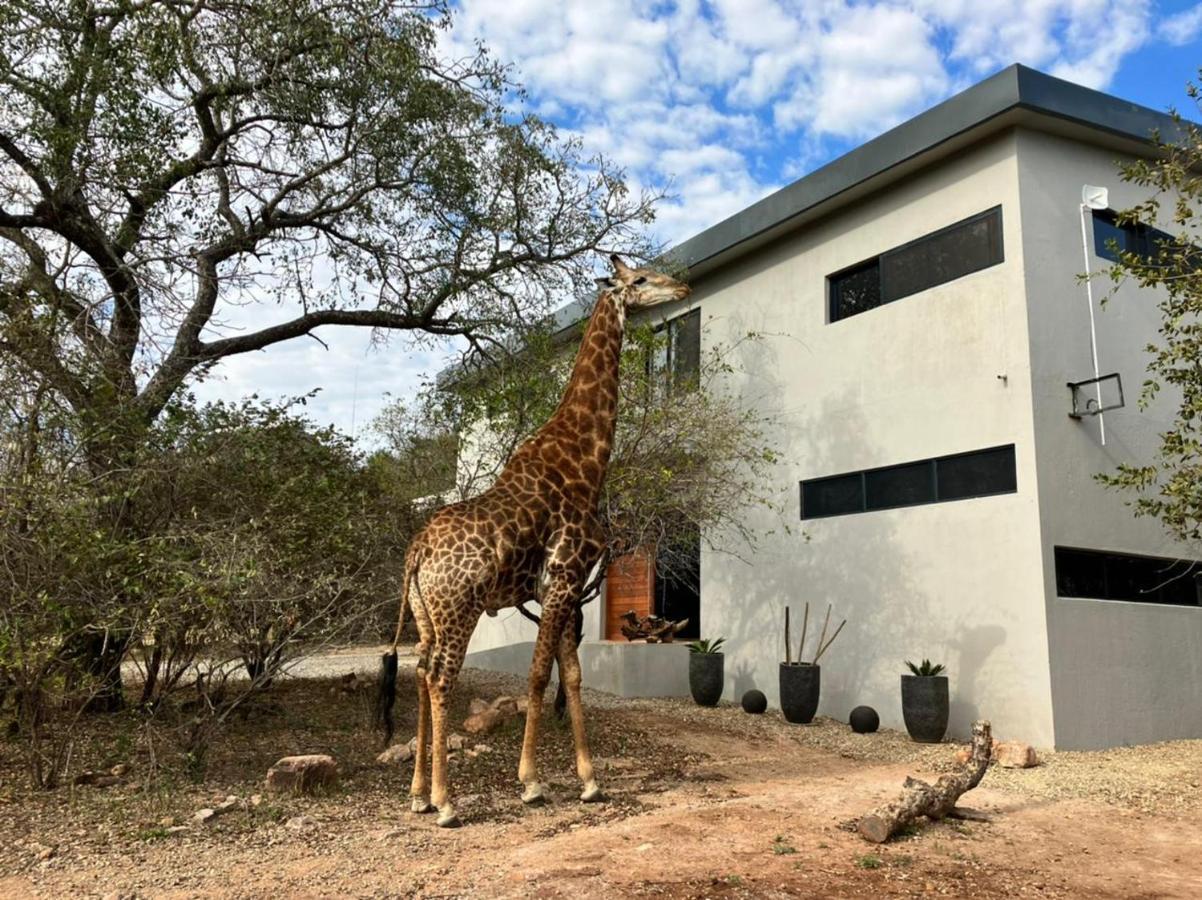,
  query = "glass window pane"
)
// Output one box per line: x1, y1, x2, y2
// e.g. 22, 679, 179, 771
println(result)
936, 445, 1016, 500
830, 260, 881, 321
1055, 548, 1108, 599
670, 309, 701, 389
864, 461, 934, 510
801, 473, 863, 518
880, 208, 1003, 302
1093, 211, 1128, 262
